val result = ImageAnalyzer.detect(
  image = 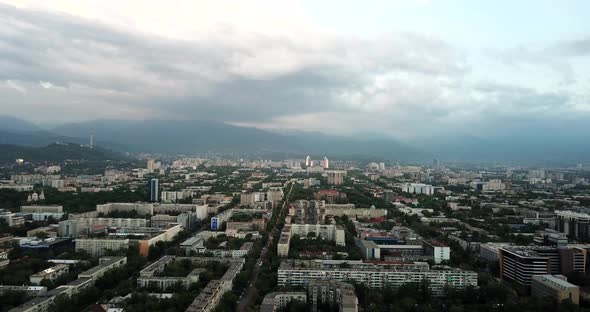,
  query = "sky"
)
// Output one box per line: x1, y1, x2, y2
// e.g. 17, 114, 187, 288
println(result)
0, 0, 589, 140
